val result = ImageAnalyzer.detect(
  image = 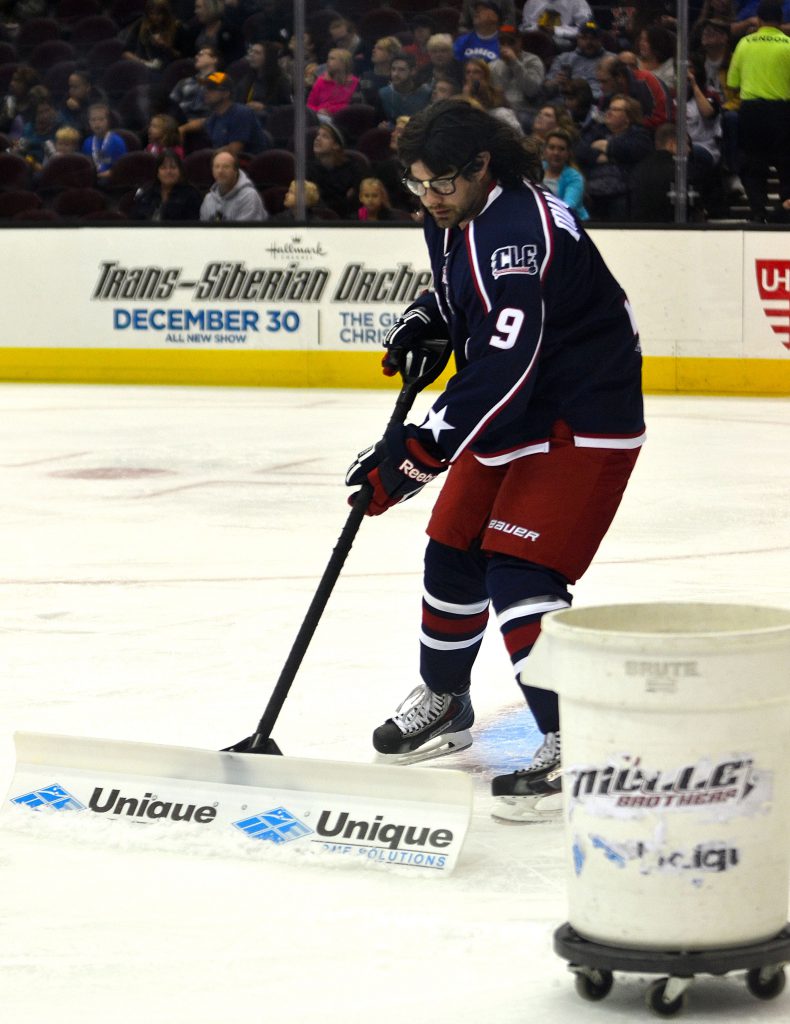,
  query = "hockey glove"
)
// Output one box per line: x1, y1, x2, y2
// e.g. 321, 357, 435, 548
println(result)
382, 296, 448, 378
346, 424, 447, 516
